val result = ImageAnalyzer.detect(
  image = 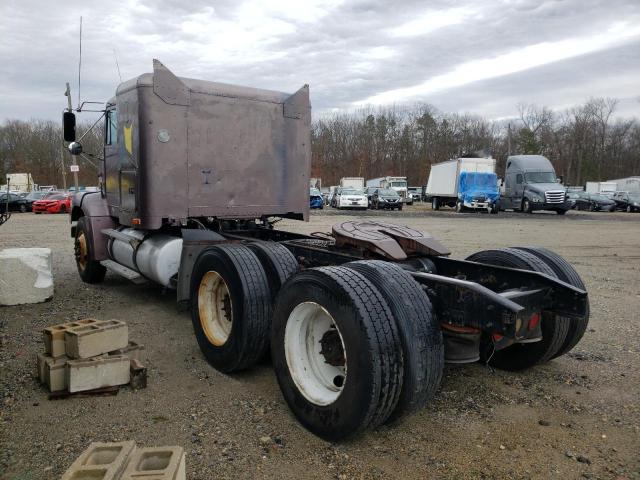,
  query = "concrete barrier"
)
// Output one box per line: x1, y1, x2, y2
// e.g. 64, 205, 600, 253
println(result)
121, 446, 186, 480
65, 320, 128, 359
66, 355, 130, 393
62, 440, 136, 480
0, 247, 53, 305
